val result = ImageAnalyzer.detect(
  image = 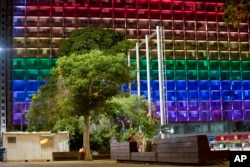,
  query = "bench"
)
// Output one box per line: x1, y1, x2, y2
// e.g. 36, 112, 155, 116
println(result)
111, 135, 229, 164
52, 151, 109, 161
111, 141, 156, 162
52, 151, 84, 161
